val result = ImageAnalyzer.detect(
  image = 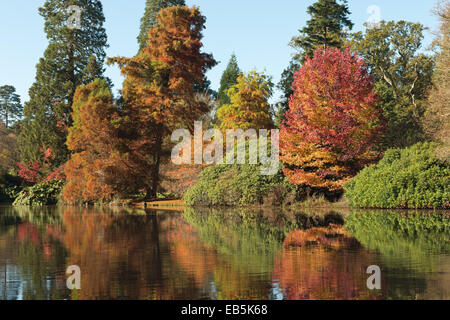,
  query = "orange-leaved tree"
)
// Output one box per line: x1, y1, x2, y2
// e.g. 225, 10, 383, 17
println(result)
64, 79, 124, 203
108, 5, 216, 198
280, 47, 384, 191
217, 70, 274, 131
